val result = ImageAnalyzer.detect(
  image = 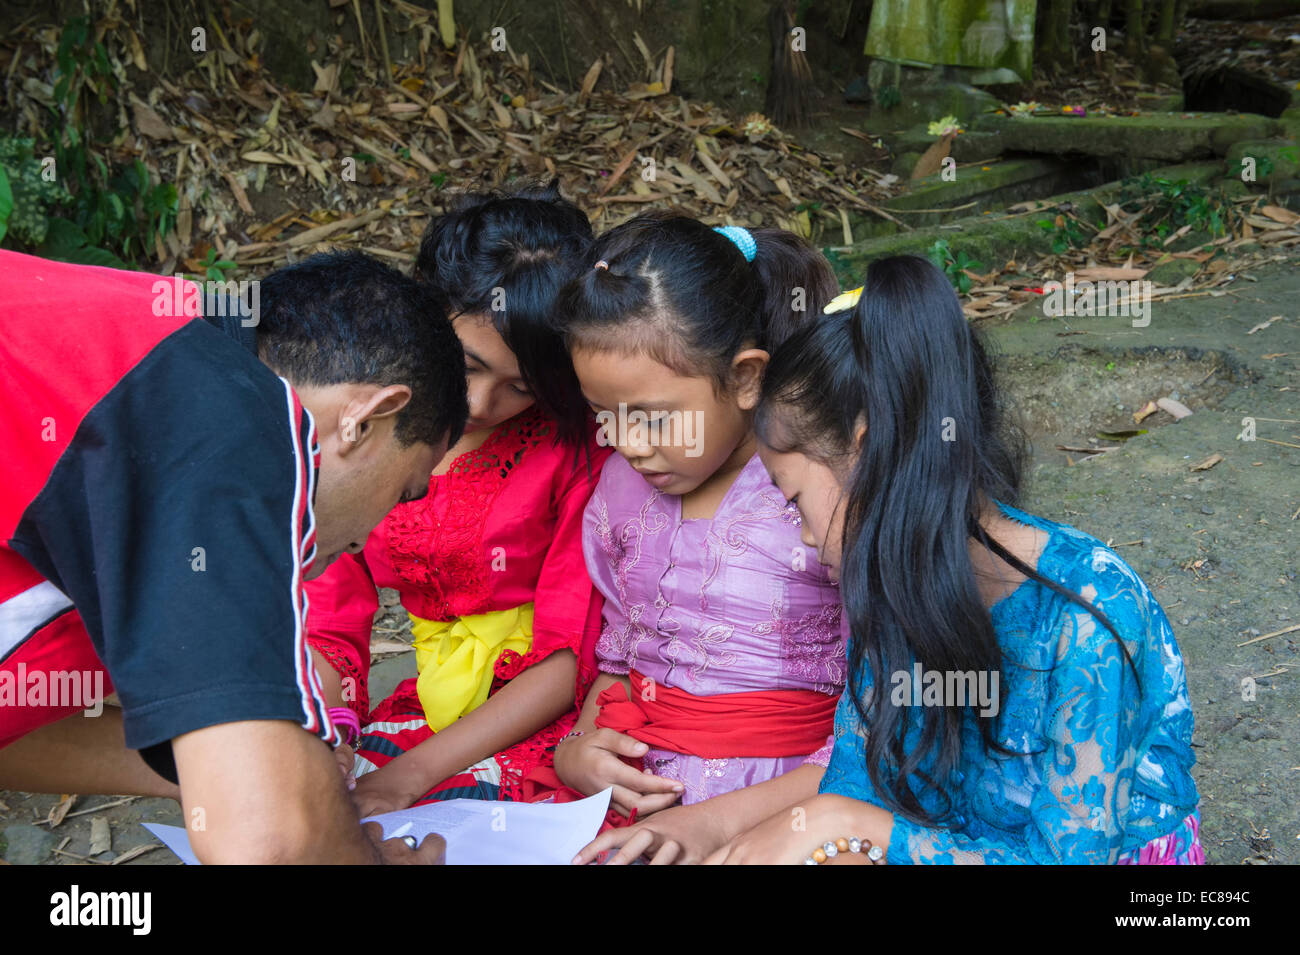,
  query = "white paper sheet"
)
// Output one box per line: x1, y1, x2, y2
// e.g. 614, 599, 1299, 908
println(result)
142, 788, 611, 865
